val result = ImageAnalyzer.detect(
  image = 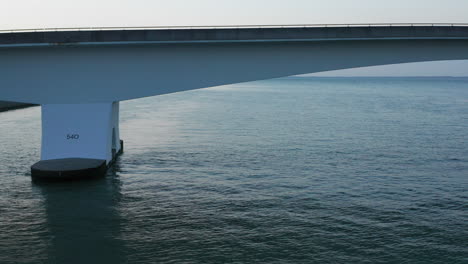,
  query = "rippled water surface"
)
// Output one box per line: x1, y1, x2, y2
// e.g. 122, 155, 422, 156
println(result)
0, 77, 467, 263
